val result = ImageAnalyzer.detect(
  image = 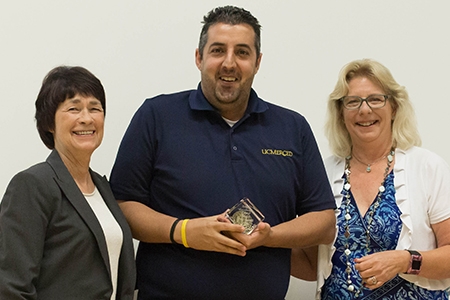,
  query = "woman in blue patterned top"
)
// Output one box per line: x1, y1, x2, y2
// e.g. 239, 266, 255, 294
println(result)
291, 59, 450, 299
